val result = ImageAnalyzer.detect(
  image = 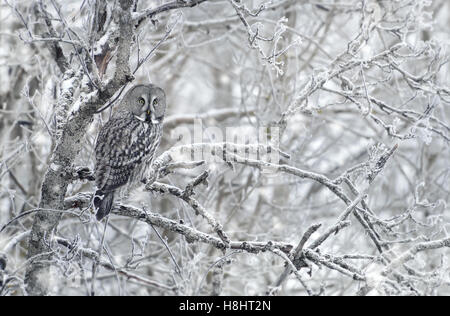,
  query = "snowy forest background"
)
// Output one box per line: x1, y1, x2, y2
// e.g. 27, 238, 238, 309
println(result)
0, 0, 449, 296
